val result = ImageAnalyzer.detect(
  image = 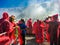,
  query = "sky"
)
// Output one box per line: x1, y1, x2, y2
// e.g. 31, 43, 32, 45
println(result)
0, 0, 50, 8
0, 0, 28, 8
0, 0, 59, 21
